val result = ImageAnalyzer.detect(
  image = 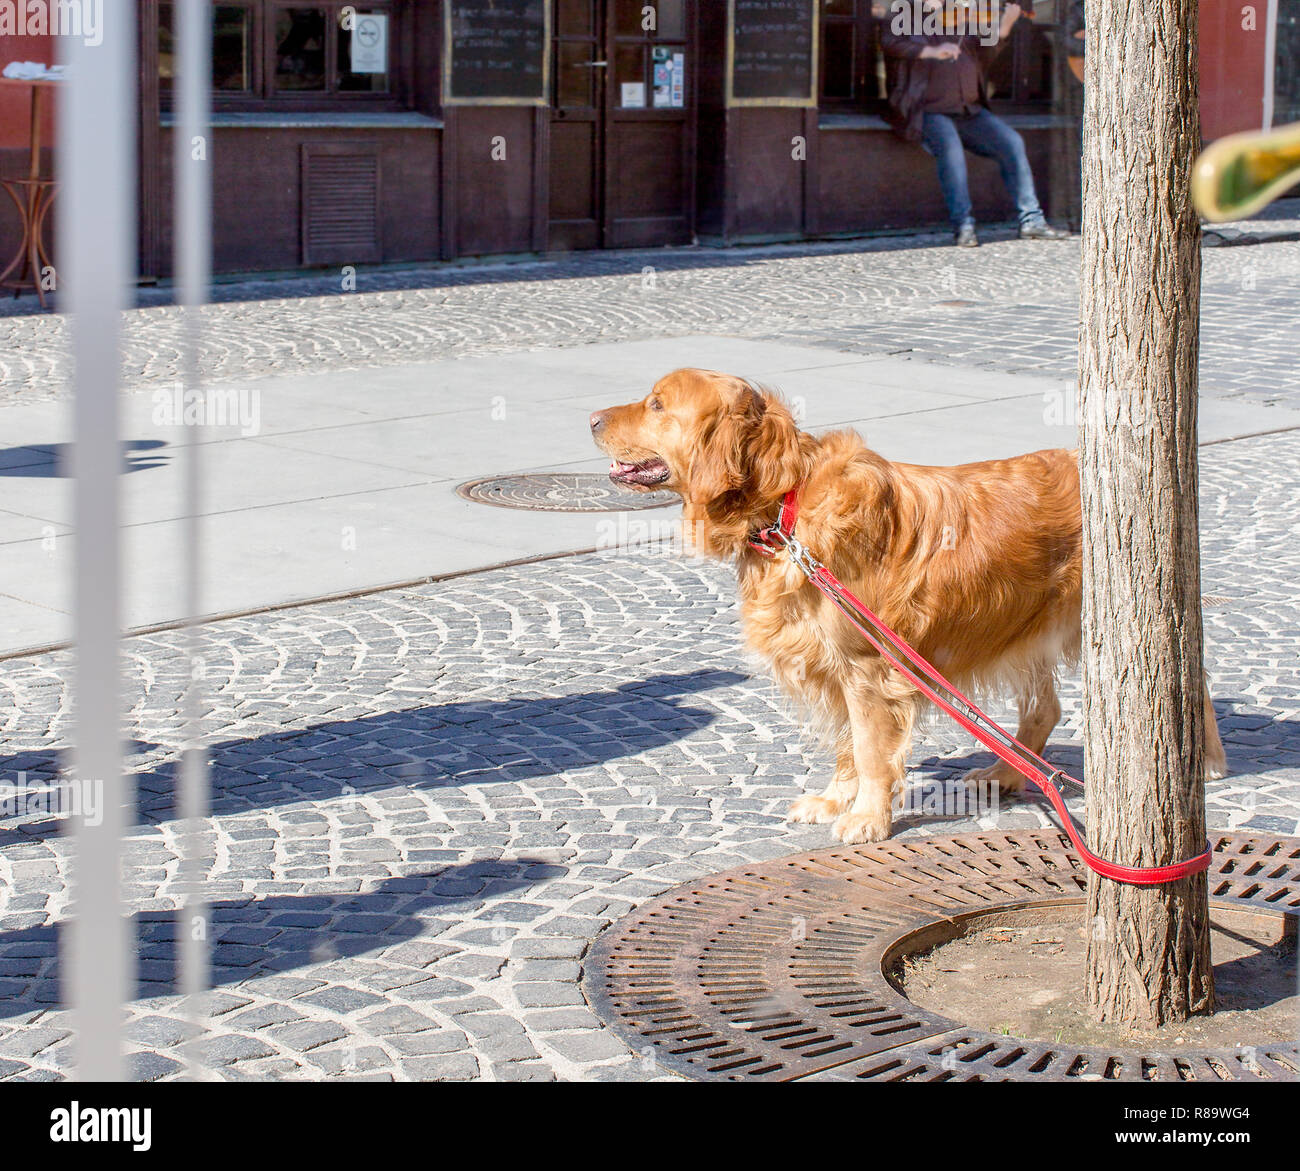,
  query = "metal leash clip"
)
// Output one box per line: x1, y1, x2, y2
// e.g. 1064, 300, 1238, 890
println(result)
1042, 768, 1085, 796
780, 533, 826, 580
